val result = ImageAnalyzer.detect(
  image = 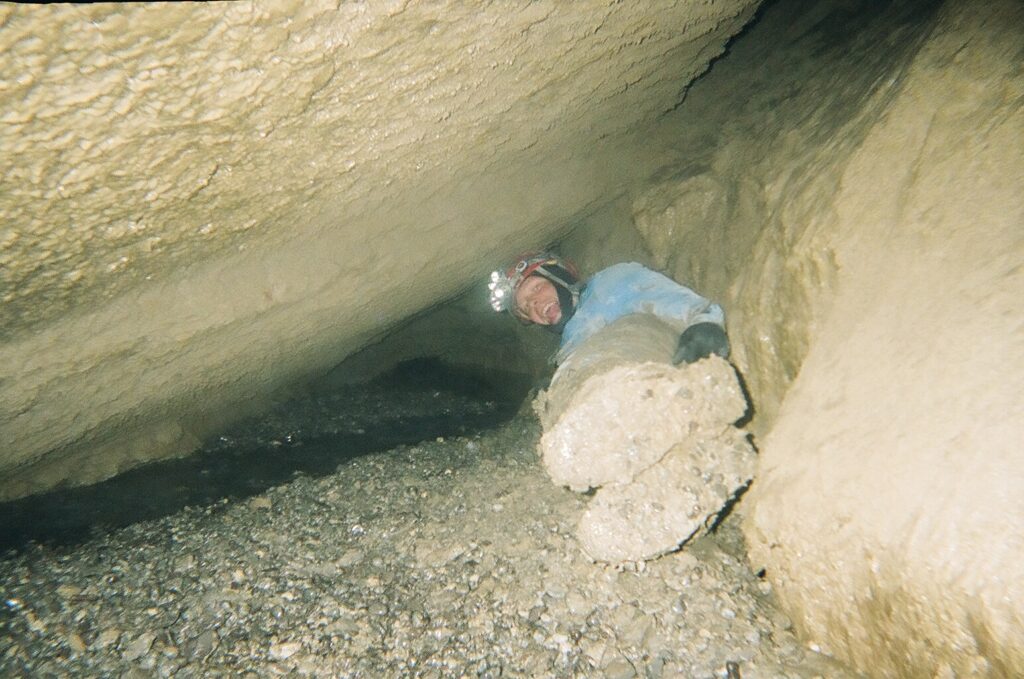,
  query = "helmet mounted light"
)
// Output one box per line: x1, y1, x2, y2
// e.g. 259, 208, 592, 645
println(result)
488, 270, 514, 312
487, 252, 581, 319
